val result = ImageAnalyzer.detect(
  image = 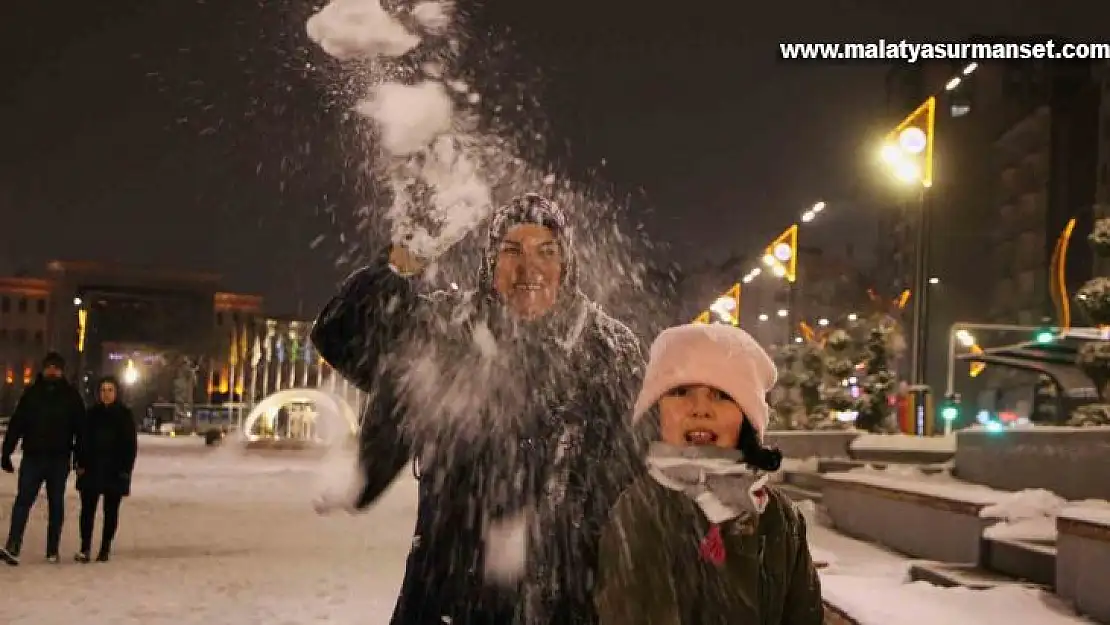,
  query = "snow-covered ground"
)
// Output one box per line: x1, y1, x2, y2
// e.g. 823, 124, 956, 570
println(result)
0, 436, 1097, 624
